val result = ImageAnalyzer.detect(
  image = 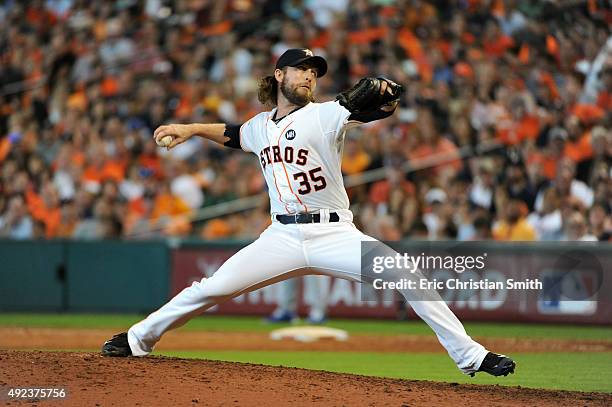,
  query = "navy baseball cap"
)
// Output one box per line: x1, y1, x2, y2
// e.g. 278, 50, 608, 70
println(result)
275, 48, 328, 77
